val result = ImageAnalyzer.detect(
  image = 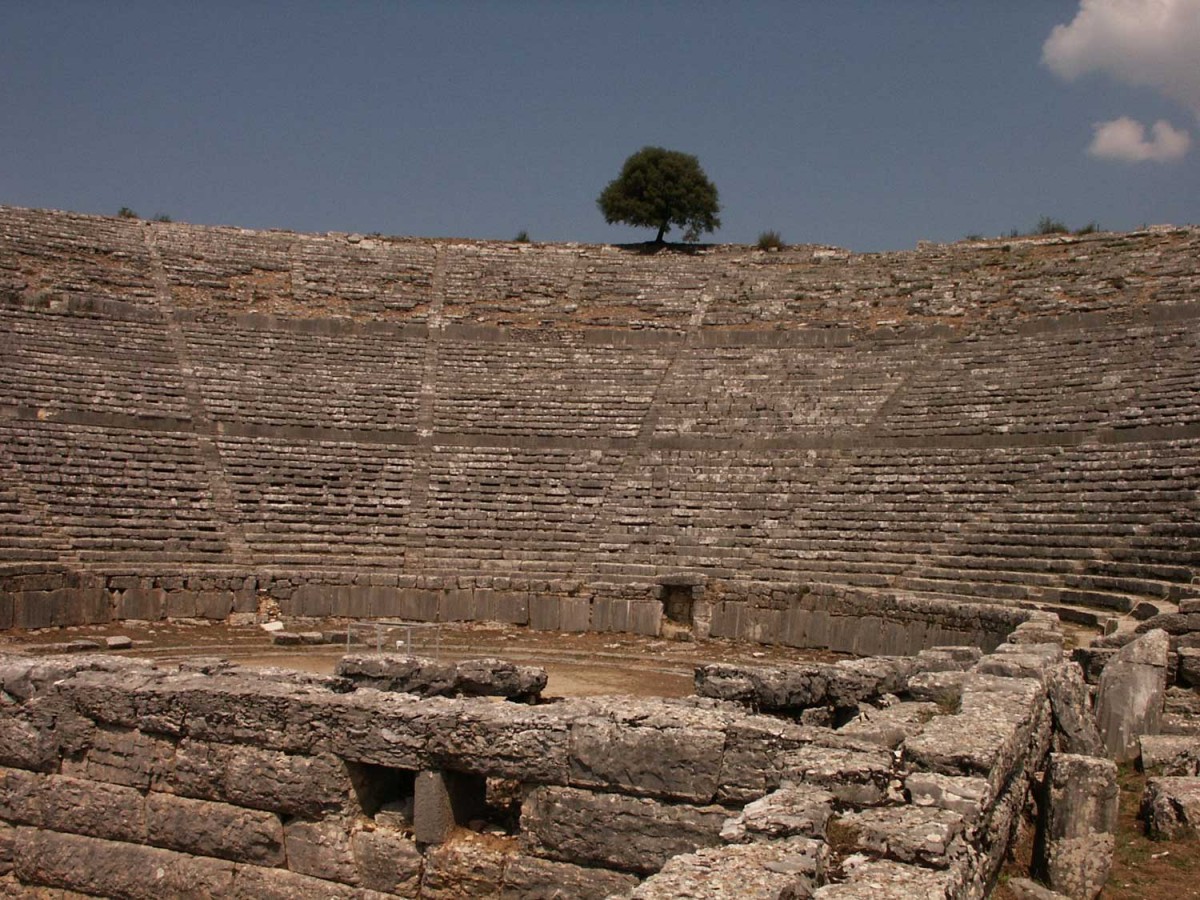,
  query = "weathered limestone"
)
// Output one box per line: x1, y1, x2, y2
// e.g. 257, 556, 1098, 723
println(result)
627, 838, 829, 899
1093, 629, 1169, 762
335, 653, 547, 701
1035, 753, 1118, 900
0, 636, 1069, 899
720, 783, 835, 843
1139, 734, 1200, 775
1141, 776, 1200, 839
519, 785, 727, 874
1043, 663, 1103, 756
